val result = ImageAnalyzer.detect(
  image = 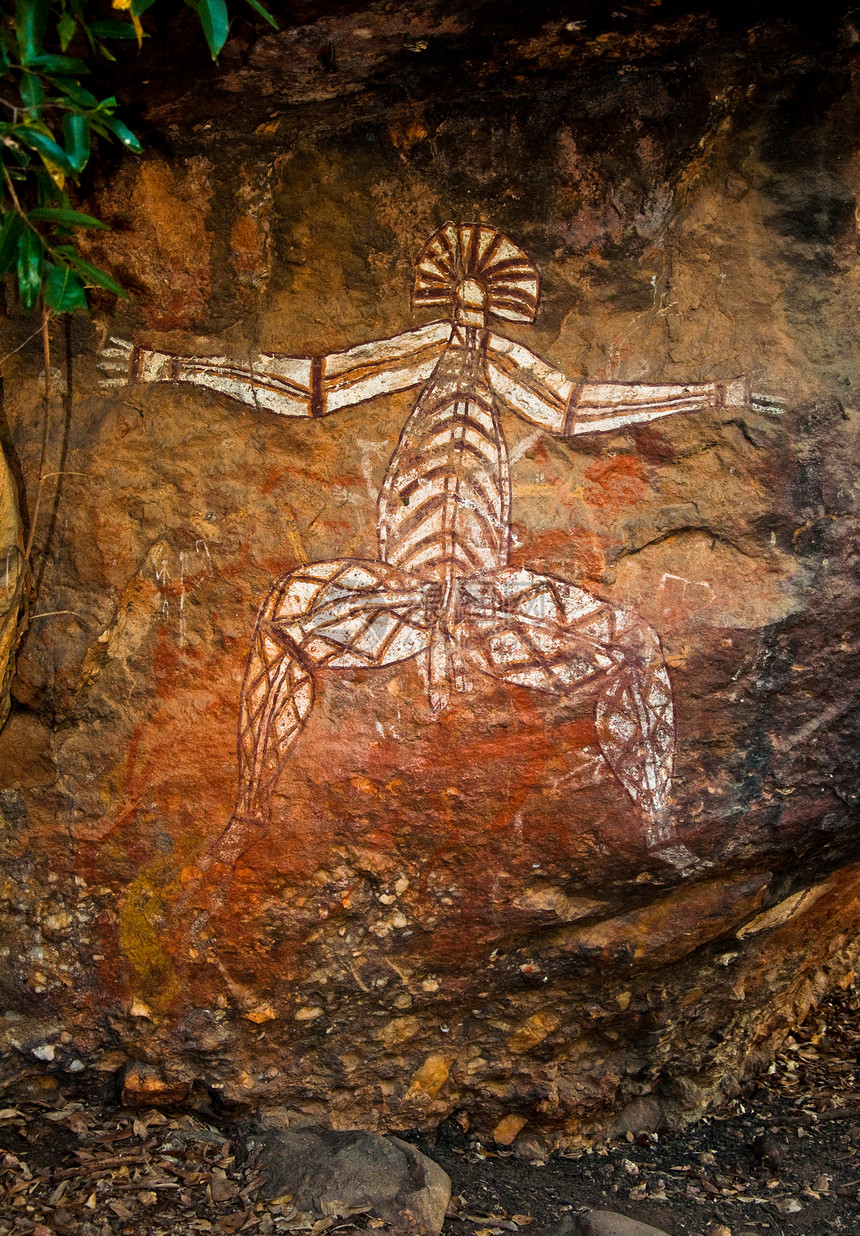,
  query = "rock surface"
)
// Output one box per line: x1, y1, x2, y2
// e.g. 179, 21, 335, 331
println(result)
251, 1126, 450, 1235
570, 1216, 672, 1236
0, 0, 859, 1145
0, 446, 21, 730
566, 1211, 671, 1236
